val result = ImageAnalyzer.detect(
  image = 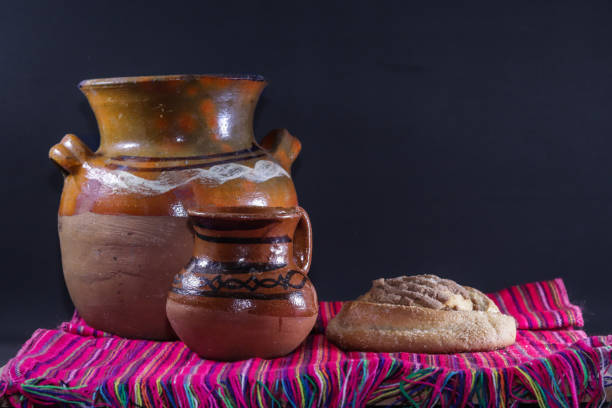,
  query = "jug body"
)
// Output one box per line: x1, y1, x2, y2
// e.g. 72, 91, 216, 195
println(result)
166, 206, 317, 360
